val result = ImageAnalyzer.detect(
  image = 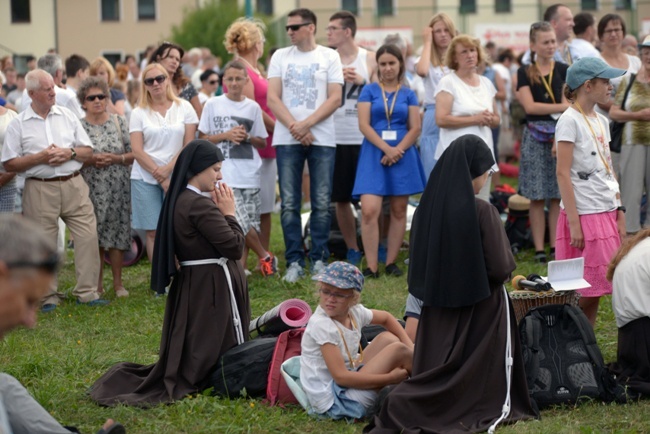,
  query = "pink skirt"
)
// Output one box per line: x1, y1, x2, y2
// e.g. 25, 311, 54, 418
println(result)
556, 209, 621, 297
